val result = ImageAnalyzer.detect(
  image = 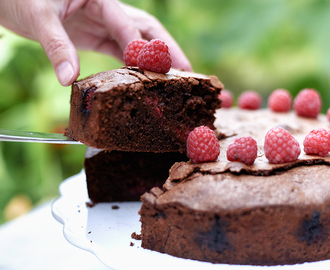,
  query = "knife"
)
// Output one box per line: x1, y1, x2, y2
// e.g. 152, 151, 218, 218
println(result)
0, 129, 83, 144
